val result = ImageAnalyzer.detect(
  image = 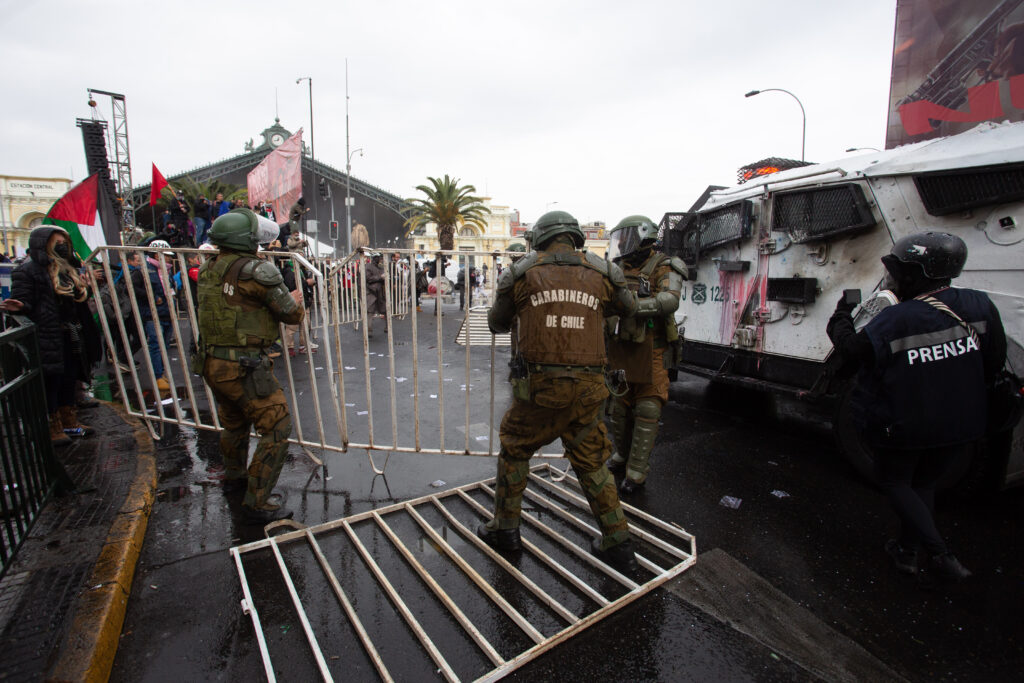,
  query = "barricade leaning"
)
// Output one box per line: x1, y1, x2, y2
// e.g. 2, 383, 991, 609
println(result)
84, 245, 555, 473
